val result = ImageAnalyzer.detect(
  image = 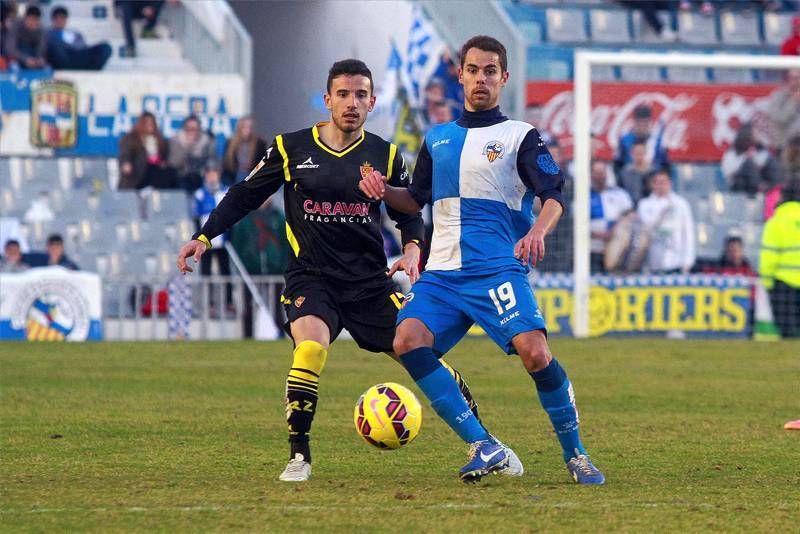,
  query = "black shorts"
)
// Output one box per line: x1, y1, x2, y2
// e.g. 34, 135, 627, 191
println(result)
281, 272, 405, 353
